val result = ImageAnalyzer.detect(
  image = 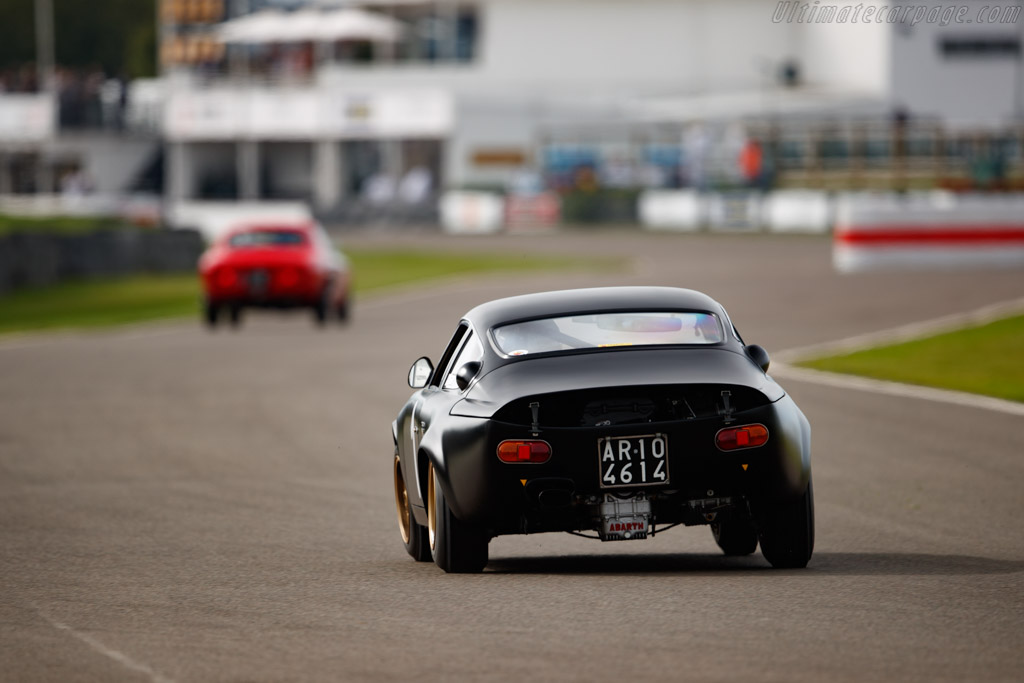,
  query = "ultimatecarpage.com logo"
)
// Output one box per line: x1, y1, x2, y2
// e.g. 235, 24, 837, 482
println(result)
772, 2, 1022, 25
